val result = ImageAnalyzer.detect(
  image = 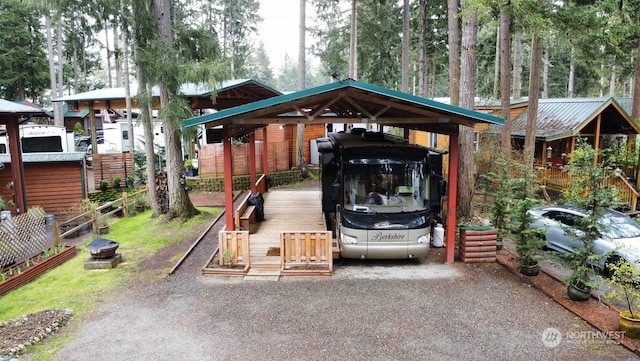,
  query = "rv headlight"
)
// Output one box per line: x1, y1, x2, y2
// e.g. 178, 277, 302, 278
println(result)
342, 234, 358, 245
417, 234, 429, 244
